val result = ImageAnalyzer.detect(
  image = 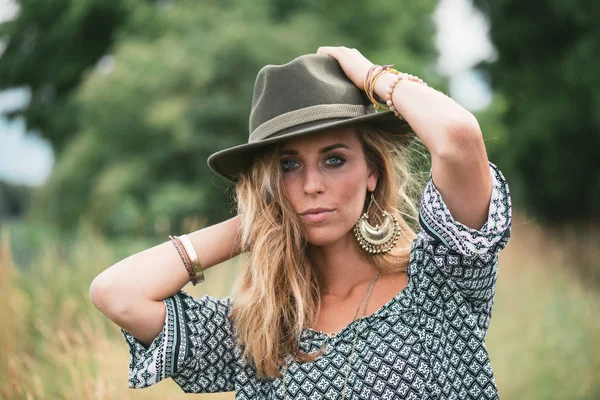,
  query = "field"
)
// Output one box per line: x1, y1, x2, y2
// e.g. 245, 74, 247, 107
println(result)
1, 216, 598, 400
